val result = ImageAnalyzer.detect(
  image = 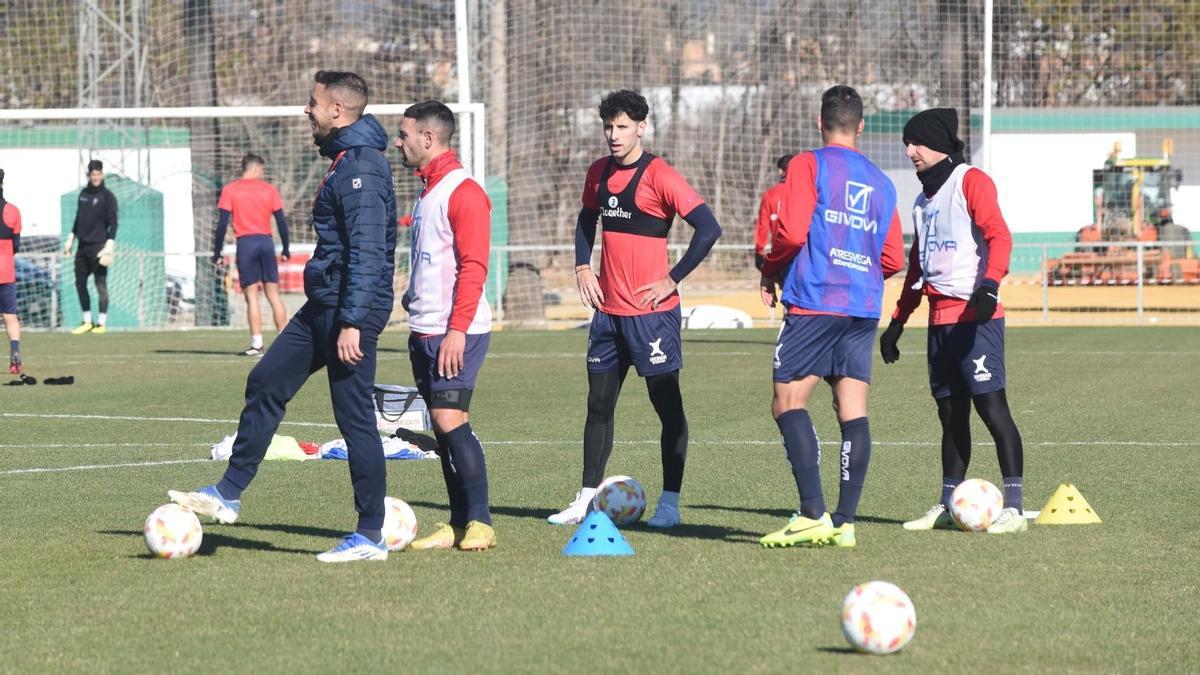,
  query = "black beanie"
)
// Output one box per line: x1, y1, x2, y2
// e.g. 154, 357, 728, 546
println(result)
903, 108, 964, 155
